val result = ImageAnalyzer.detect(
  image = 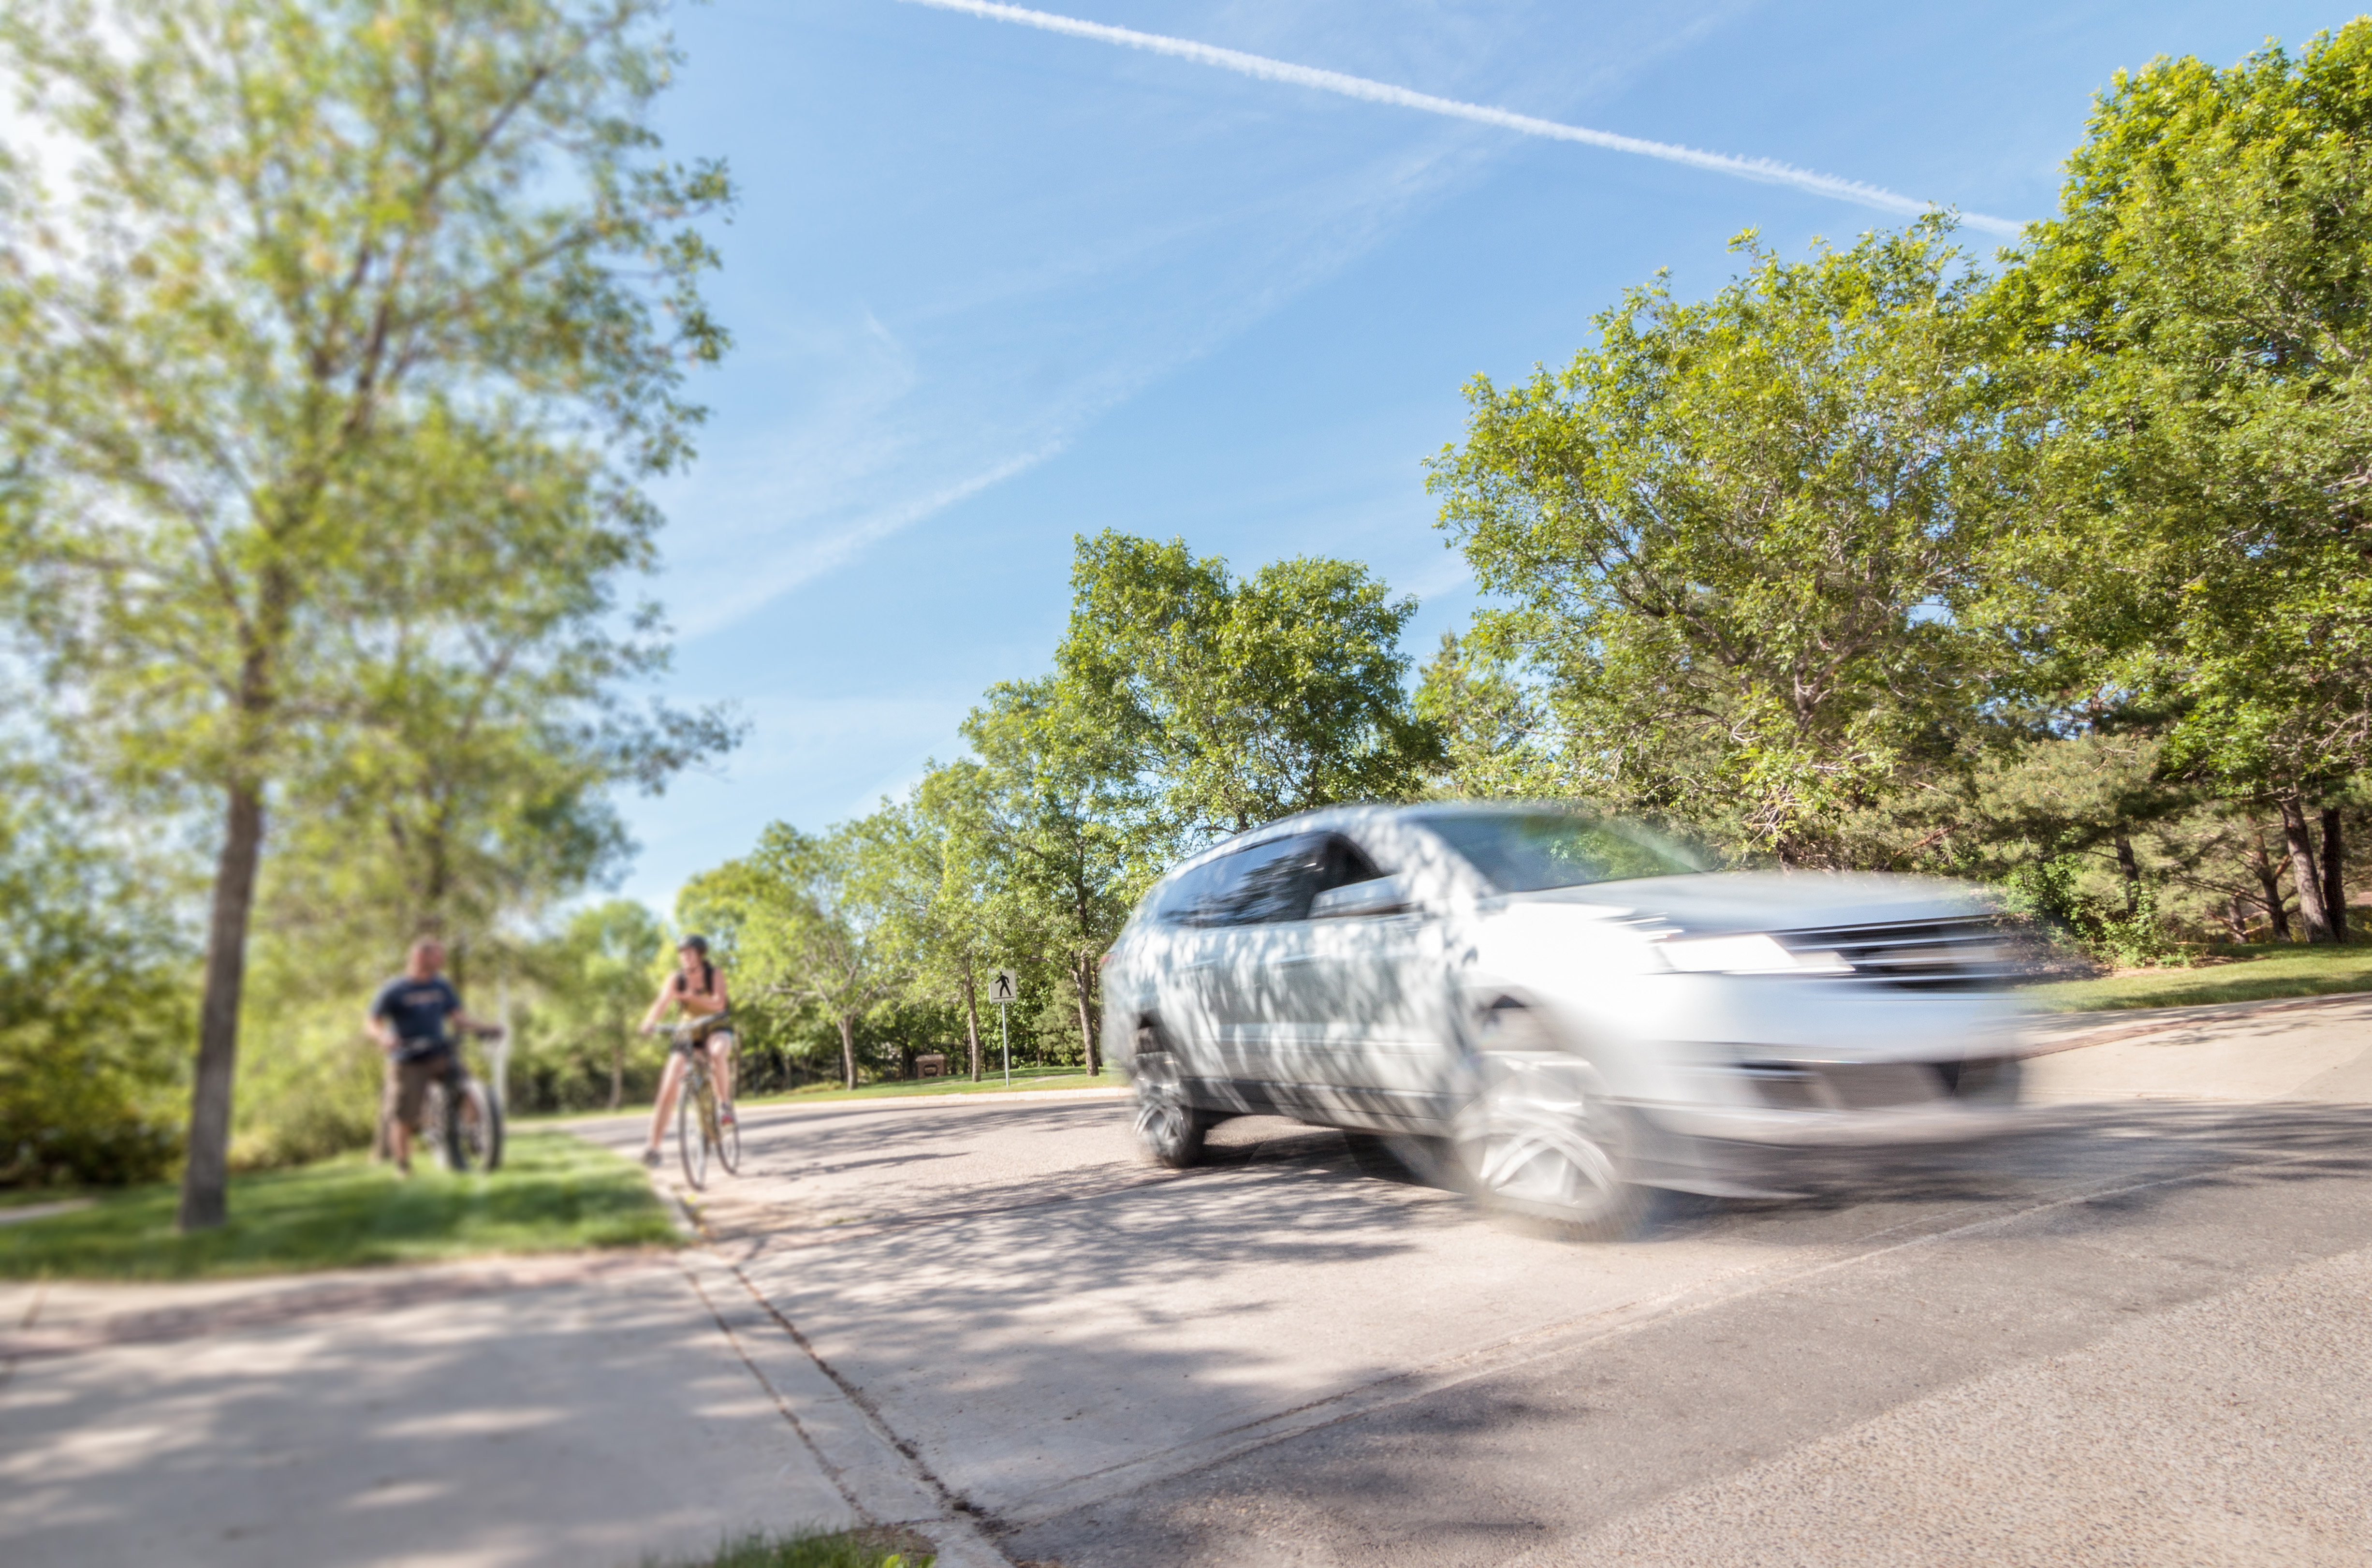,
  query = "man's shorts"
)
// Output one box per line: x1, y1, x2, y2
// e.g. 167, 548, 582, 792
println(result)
385, 1052, 457, 1130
